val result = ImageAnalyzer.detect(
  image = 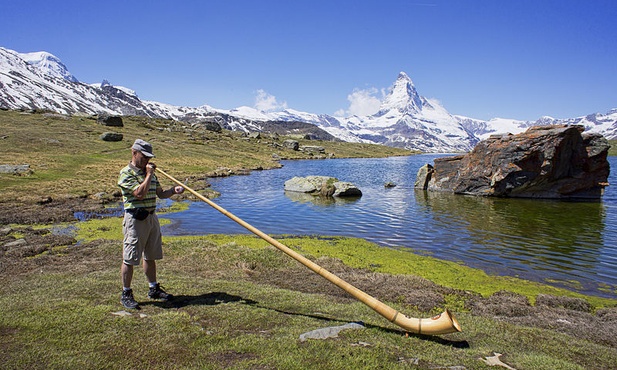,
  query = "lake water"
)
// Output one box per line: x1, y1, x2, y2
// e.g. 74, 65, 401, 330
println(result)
162, 154, 617, 299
